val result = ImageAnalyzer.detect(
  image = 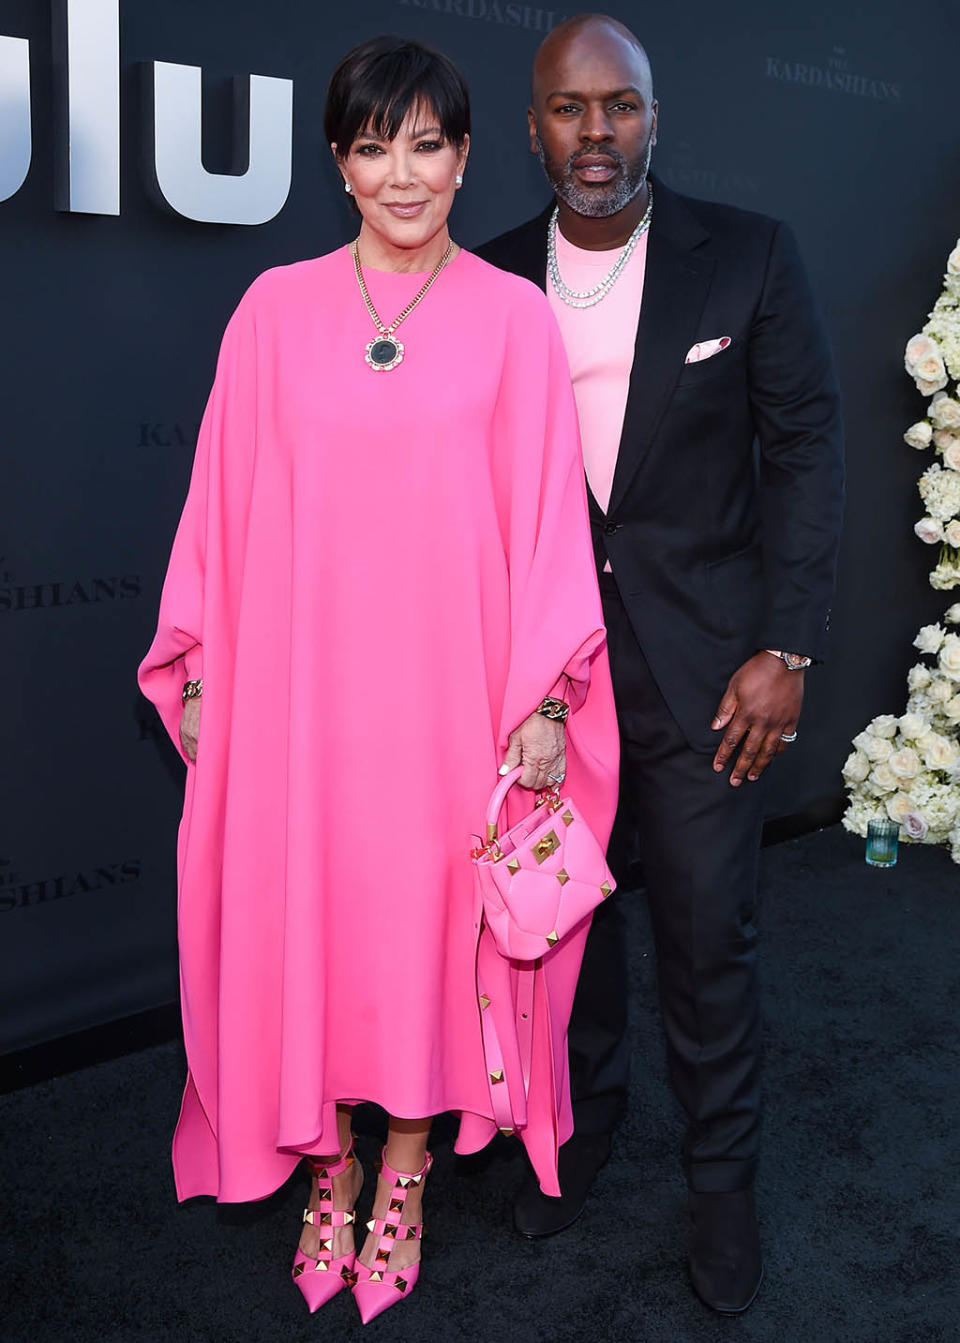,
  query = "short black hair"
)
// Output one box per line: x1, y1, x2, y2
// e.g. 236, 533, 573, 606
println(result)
324, 35, 470, 158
